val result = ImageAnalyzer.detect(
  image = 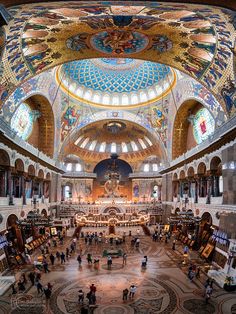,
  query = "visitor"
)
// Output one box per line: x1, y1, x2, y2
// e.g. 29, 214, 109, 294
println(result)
107, 255, 112, 270
28, 271, 35, 286
44, 285, 52, 308
66, 247, 69, 260
129, 284, 137, 299
122, 288, 129, 301
87, 253, 92, 264
184, 245, 189, 254
43, 260, 50, 273
90, 284, 97, 294
77, 254, 82, 266
56, 251, 60, 262
172, 239, 176, 250
61, 252, 66, 264
11, 283, 17, 294
196, 266, 201, 279
78, 289, 84, 304
135, 238, 140, 248
94, 257, 99, 270
36, 280, 43, 294
21, 273, 27, 285
141, 257, 147, 268
50, 253, 55, 266
18, 279, 25, 292
123, 253, 127, 265
47, 282, 53, 291
205, 284, 213, 304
